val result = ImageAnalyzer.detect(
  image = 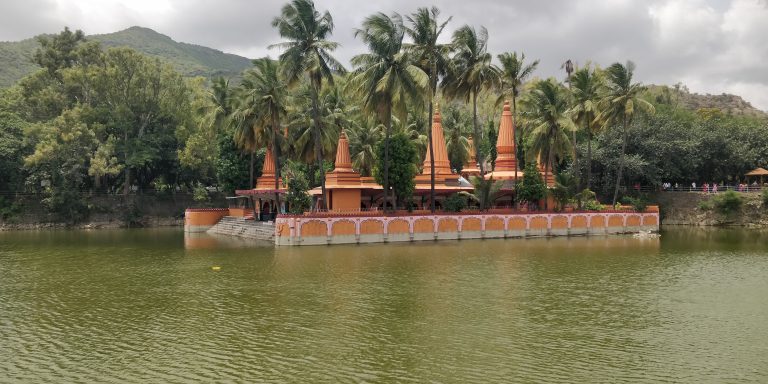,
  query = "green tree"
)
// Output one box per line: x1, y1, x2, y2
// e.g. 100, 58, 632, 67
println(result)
349, 12, 428, 211
461, 176, 502, 211
517, 160, 547, 208
443, 25, 500, 173
405, 6, 452, 212
0, 111, 29, 191
374, 132, 418, 207
497, 51, 538, 185
271, 0, 345, 209
598, 61, 655, 205
568, 65, 603, 189
347, 122, 382, 177
33, 27, 87, 78
523, 78, 574, 206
